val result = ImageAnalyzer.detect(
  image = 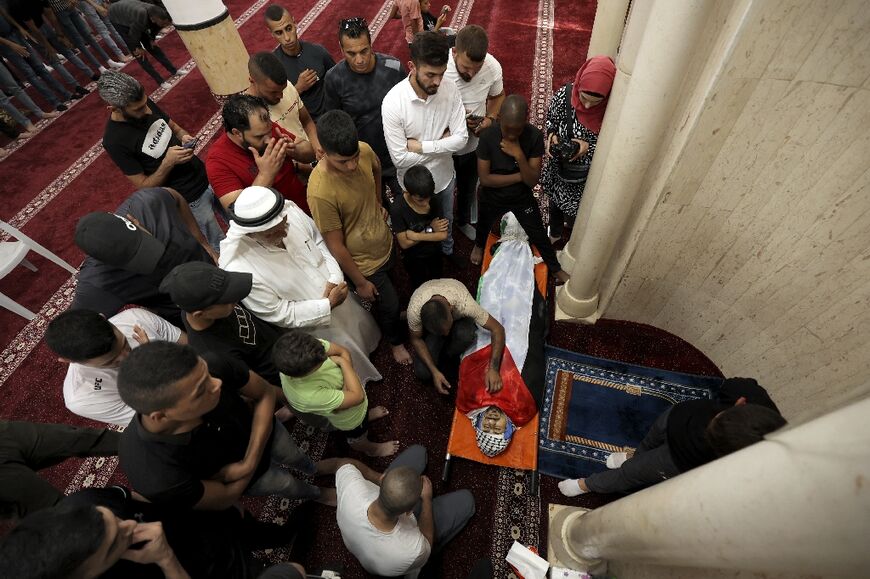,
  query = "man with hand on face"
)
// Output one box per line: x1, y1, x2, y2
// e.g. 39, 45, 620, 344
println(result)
206, 93, 308, 213
264, 4, 335, 121
98, 71, 225, 252
382, 31, 468, 265
245, 51, 320, 158
323, 17, 406, 205
472, 95, 570, 284
444, 25, 505, 242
